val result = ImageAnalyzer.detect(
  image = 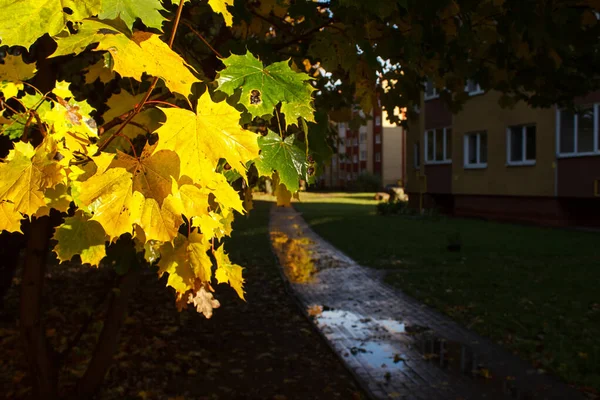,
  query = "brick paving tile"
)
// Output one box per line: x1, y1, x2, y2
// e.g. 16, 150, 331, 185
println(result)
269, 206, 584, 400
